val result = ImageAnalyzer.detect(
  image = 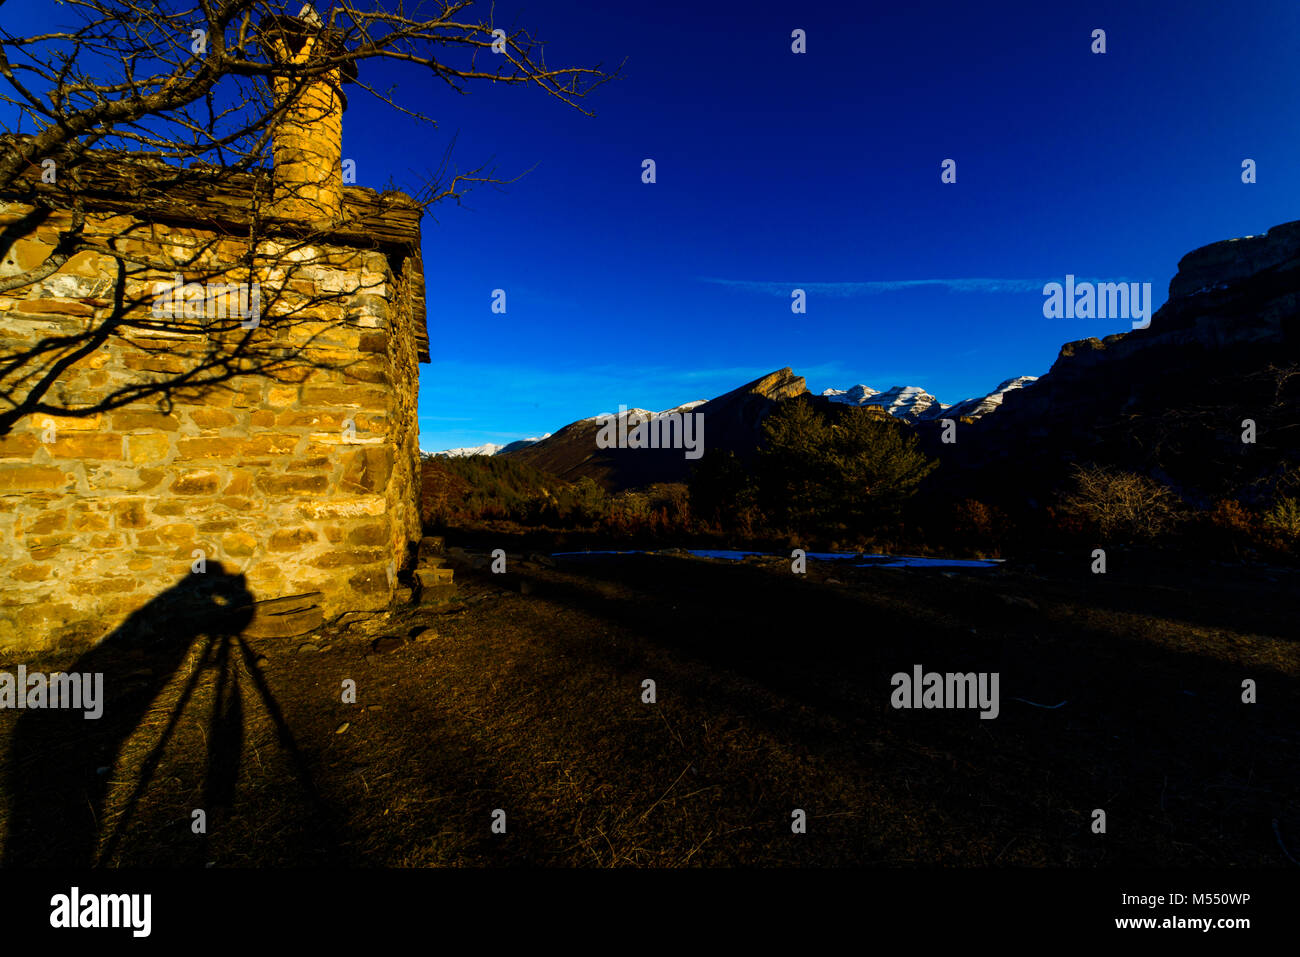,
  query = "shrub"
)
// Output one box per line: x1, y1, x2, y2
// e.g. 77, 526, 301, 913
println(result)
1059, 463, 1182, 541
1208, 498, 1253, 535
1263, 496, 1300, 540
953, 499, 992, 537
688, 449, 758, 529
570, 476, 609, 525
